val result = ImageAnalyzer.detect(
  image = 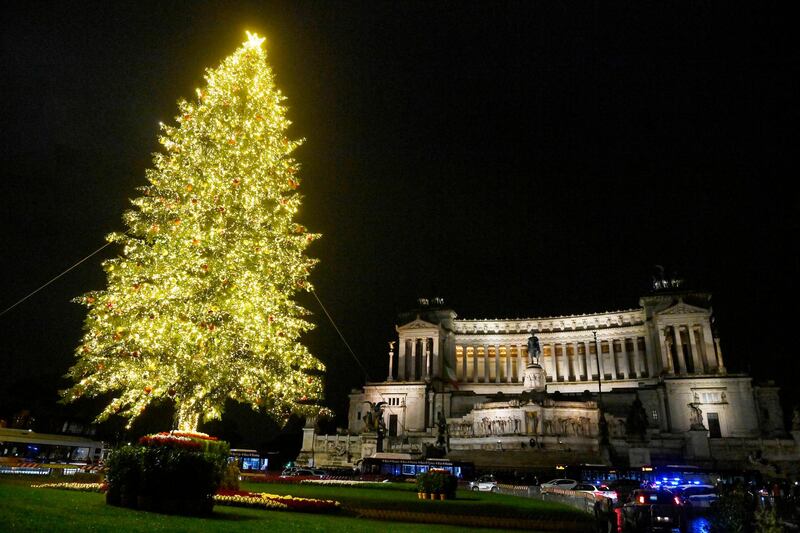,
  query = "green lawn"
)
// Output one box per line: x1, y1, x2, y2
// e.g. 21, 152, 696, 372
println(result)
241, 480, 588, 521
1, 476, 589, 532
